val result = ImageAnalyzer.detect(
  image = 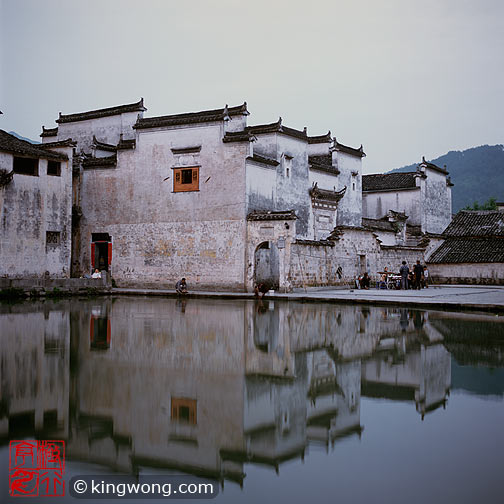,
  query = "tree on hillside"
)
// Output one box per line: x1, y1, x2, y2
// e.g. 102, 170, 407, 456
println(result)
463, 197, 498, 210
